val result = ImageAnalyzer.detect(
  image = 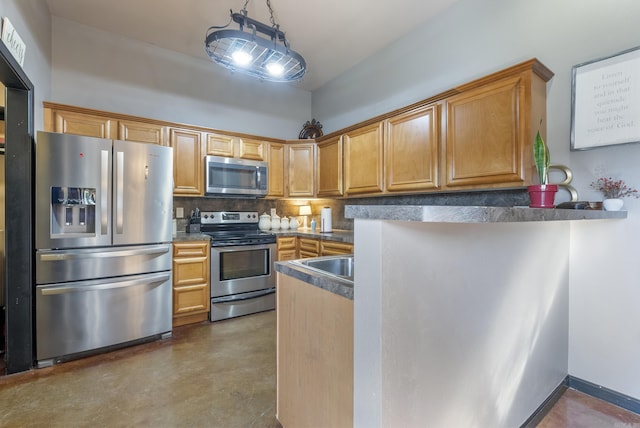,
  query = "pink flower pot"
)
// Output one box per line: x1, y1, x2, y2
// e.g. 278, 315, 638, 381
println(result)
528, 184, 558, 208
